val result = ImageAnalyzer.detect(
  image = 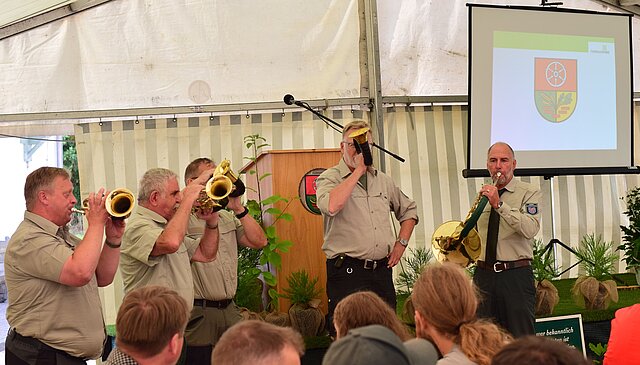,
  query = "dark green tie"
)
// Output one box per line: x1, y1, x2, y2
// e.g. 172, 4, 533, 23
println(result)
358, 174, 367, 190
485, 188, 506, 263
